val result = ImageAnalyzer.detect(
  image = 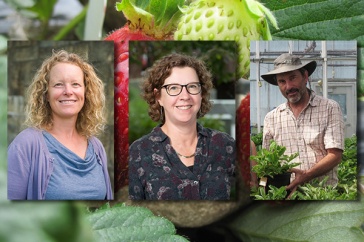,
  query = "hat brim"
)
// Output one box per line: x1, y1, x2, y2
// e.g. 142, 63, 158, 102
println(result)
261, 60, 317, 85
